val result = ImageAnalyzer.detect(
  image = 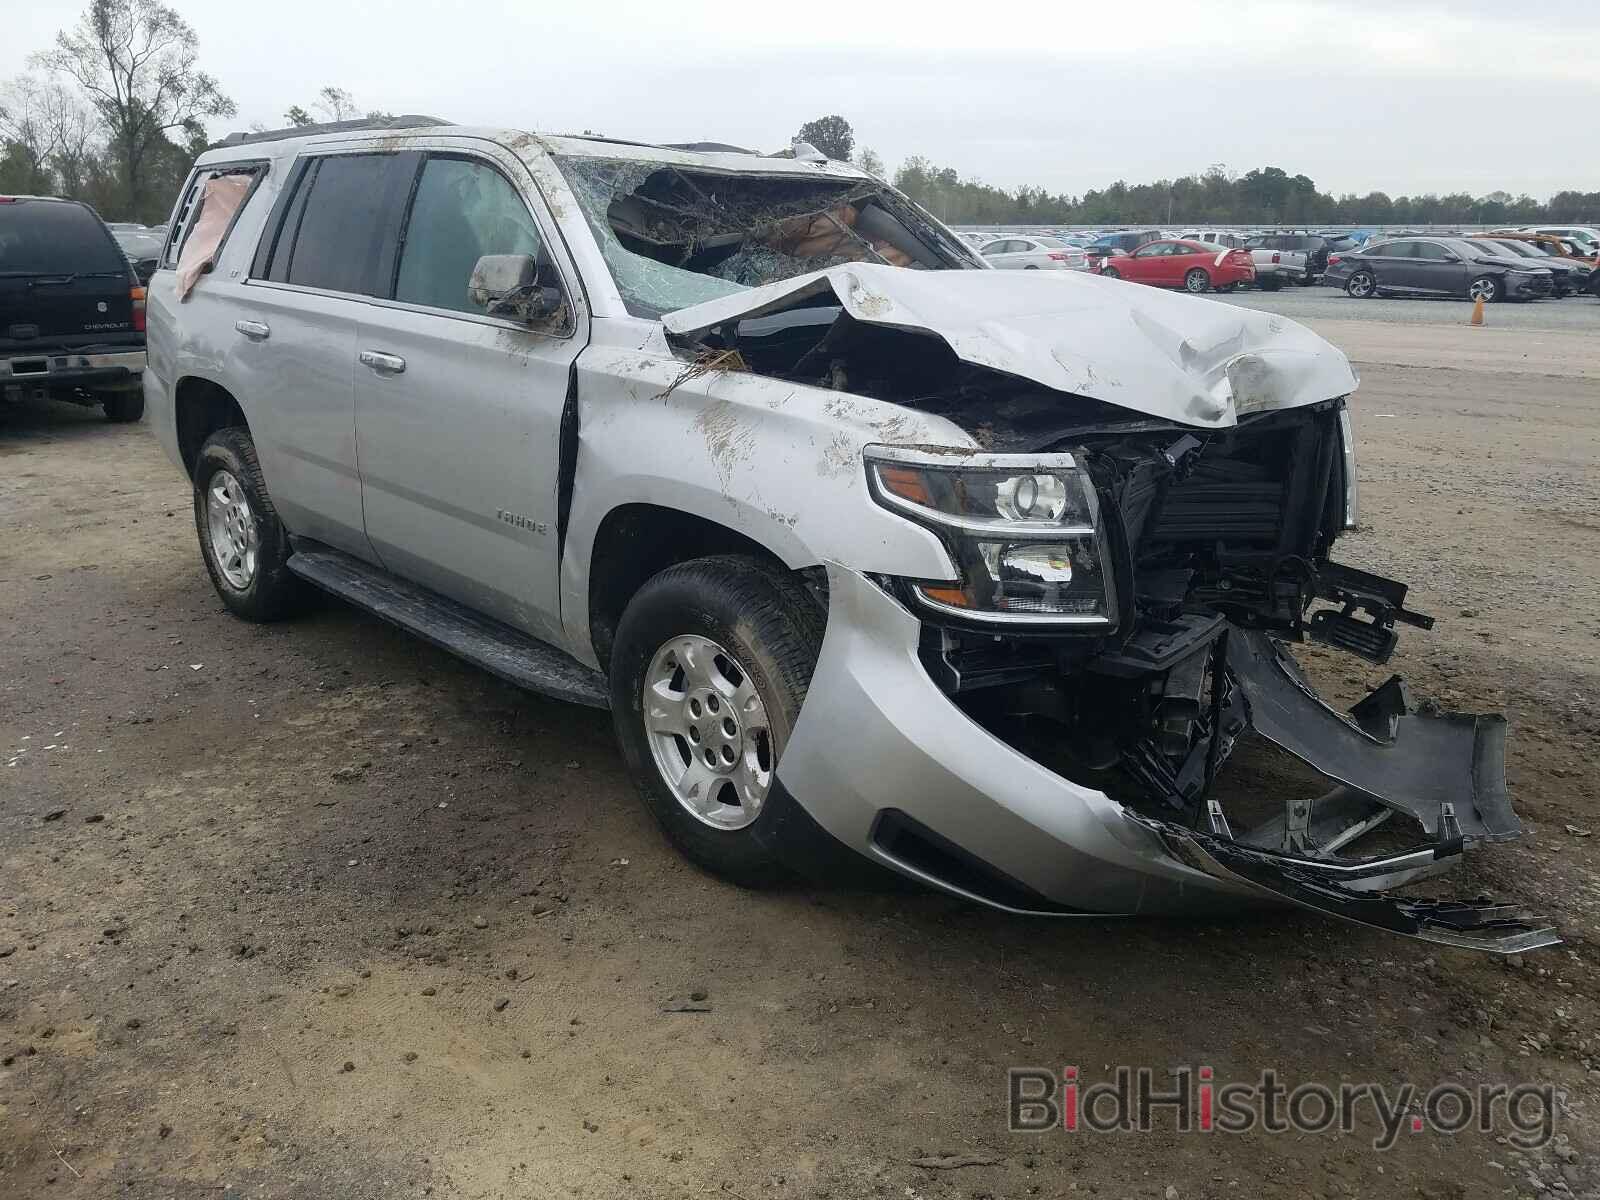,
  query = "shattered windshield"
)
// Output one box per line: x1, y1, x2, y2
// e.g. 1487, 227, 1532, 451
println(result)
552, 154, 975, 317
